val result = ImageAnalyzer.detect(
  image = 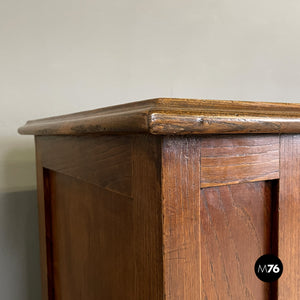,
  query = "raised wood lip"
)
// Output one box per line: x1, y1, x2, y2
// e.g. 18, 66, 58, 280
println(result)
18, 97, 300, 135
